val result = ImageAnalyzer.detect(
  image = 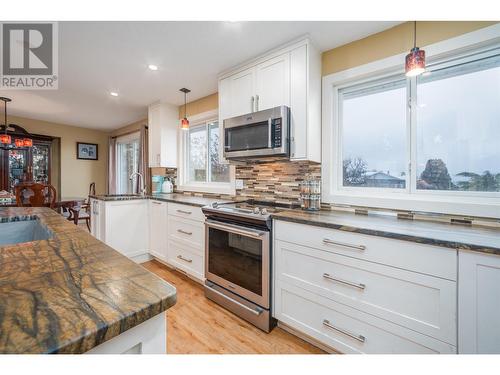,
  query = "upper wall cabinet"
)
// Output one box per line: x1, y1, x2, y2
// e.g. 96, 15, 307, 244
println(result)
218, 38, 321, 162
148, 102, 178, 168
